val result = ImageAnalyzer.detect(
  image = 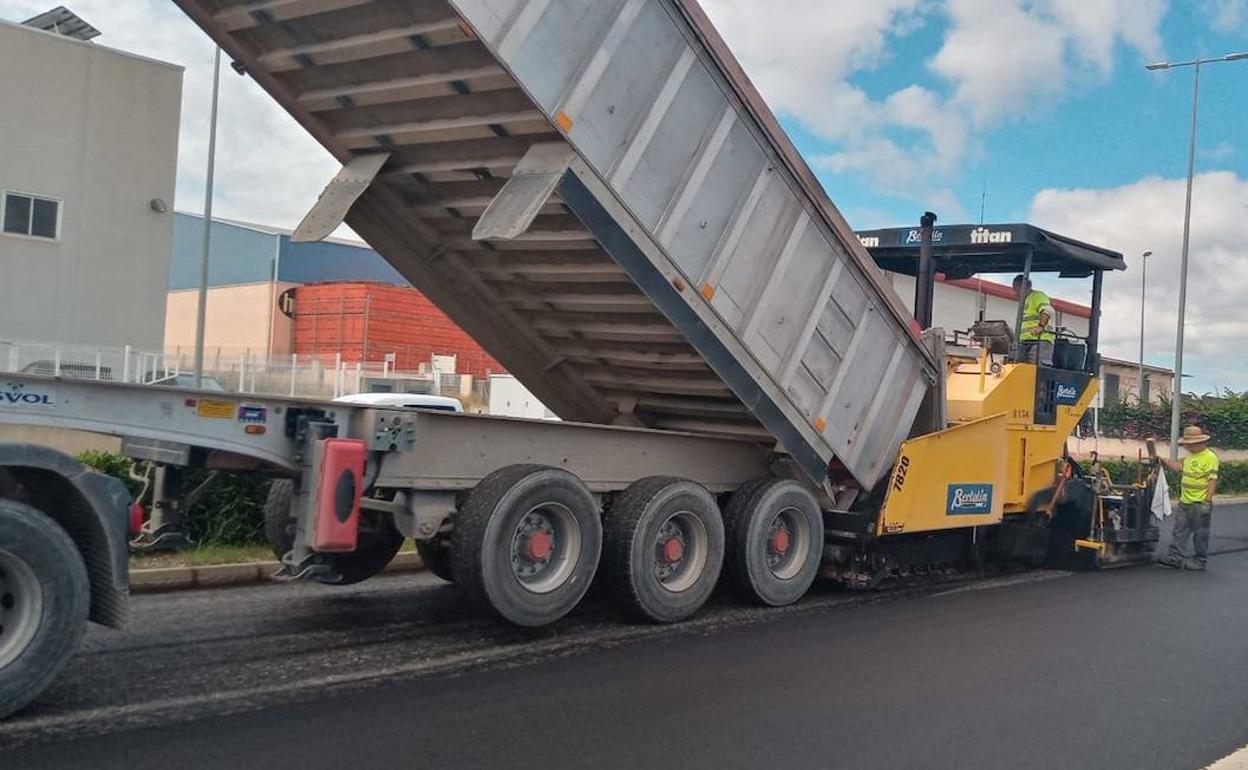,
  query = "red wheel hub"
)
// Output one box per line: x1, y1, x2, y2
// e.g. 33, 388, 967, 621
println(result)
770, 527, 792, 556
661, 537, 685, 564
526, 530, 554, 561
